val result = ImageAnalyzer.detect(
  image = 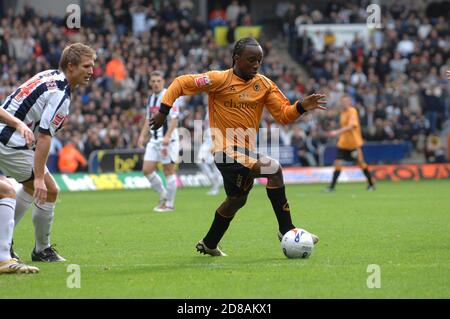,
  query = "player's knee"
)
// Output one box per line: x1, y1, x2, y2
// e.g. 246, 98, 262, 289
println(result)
46, 183, 59, 198
142, 167, 155, 176
228, 195, 247, 210
266, 161, 284, 187
0, 185, 16, 199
